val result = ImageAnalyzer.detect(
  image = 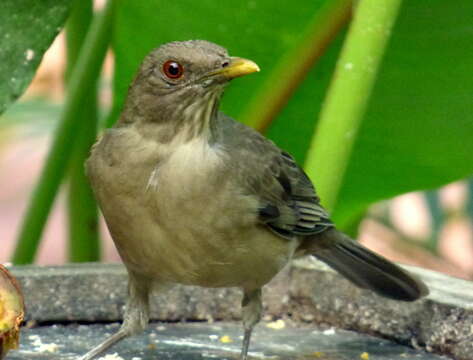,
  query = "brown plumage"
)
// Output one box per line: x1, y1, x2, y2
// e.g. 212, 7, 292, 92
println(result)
81, 40, 429, 360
